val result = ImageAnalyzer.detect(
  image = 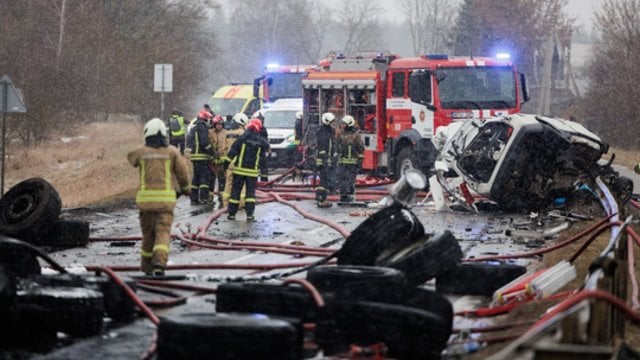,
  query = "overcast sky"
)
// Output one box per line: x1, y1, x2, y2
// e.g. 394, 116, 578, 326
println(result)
323, 0, 602, 27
